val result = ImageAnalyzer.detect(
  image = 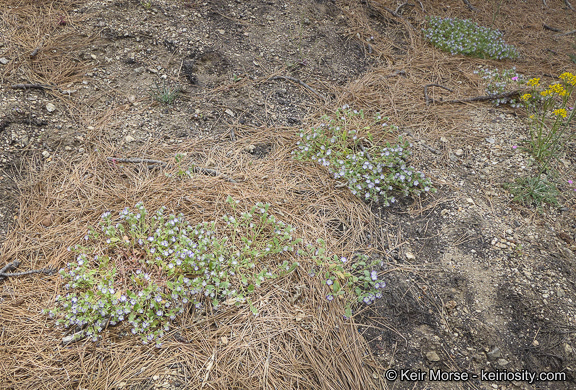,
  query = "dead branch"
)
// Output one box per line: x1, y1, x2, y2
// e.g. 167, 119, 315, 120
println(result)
565, 0, 575, 11
268, 76, 326, 102
435, 90, 527, 105
193, 167, 237, 183
0, 260, 55, 281
11, 84, 54, 90
543, 24, 562, 32
424, 84, 454, 105
462, 0, 477, 11
556, 29, 576, 36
